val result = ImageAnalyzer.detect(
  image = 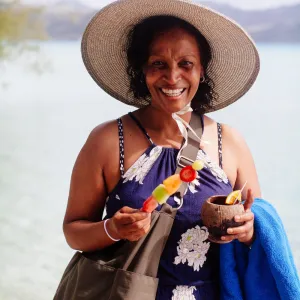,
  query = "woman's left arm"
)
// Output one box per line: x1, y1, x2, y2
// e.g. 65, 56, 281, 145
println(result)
221, 126, 261, 246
